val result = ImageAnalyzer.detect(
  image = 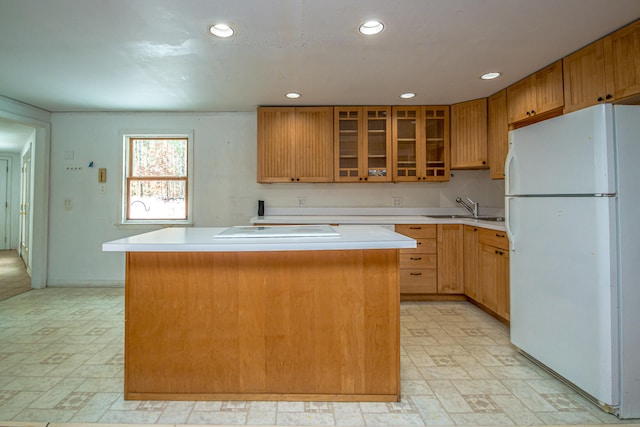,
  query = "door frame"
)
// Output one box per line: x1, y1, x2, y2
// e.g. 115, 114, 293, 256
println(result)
19, 146, 32, 272
0, 99, 51, 289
